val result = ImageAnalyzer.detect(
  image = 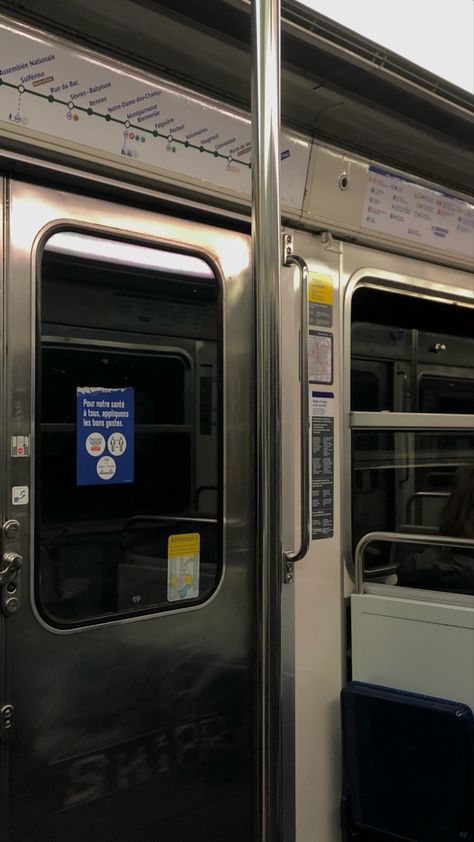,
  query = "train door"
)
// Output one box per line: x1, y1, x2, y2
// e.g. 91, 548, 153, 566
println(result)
1, 180, 257, 842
